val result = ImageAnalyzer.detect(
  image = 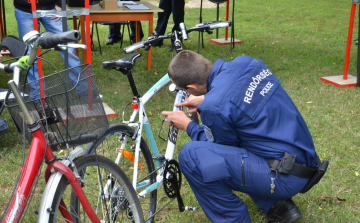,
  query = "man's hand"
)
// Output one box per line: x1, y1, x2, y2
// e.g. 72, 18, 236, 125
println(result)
175, 95, 204, 114
161, 110, 192, 131
51, 5, 62, 22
